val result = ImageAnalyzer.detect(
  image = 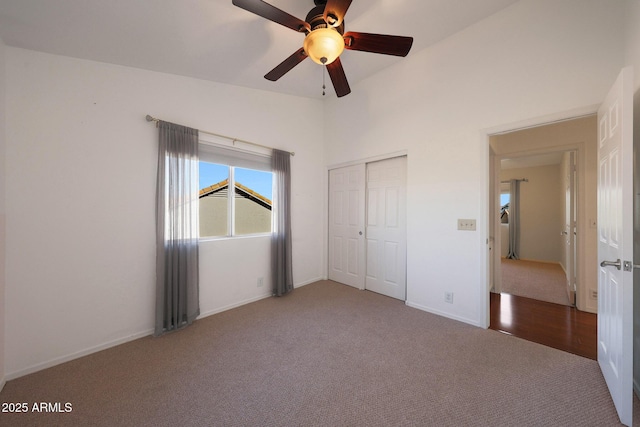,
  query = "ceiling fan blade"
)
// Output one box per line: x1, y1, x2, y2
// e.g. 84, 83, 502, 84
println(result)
264, 48, 308, 81
344, 32, 413, 57
326, 57, 351, 98
323, 0, 352, 27
232, 0, 310, 33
